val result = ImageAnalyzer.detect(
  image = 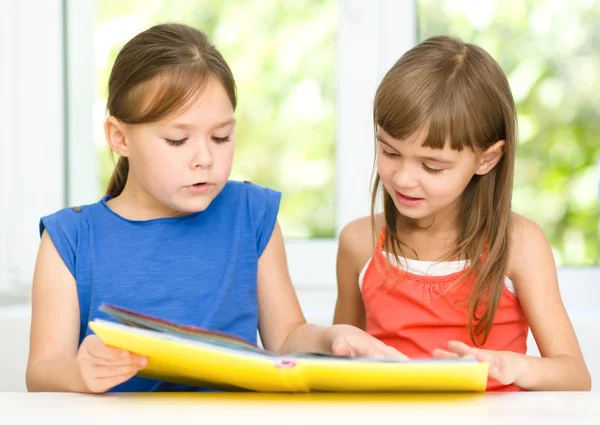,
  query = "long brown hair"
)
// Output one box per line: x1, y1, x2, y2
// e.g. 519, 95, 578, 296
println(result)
371, 35, 517, 345
105, 23, 237, 198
